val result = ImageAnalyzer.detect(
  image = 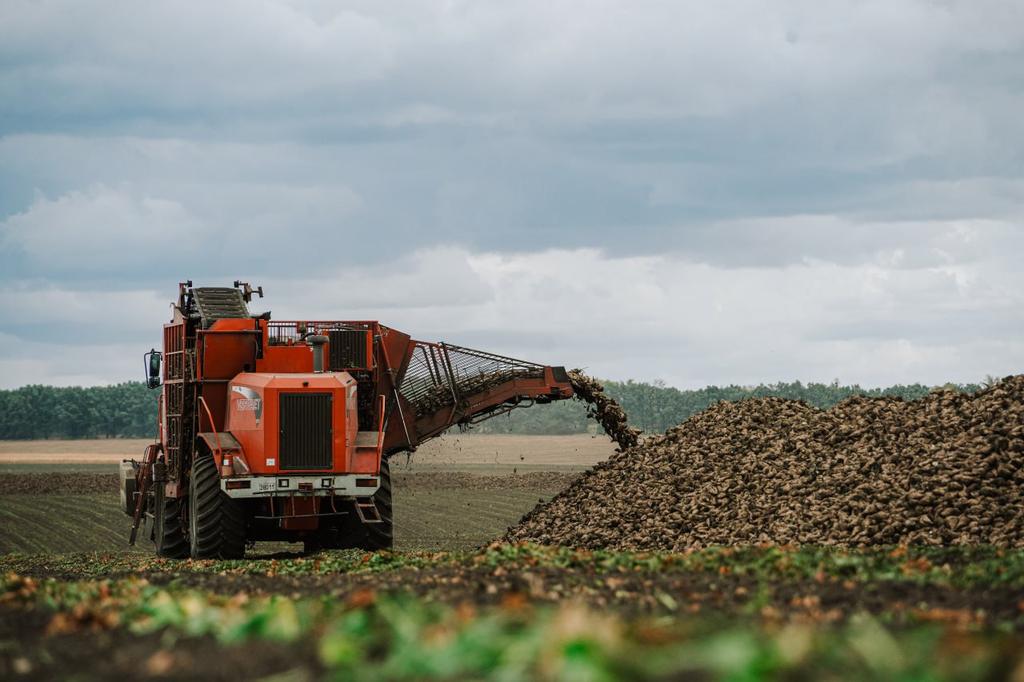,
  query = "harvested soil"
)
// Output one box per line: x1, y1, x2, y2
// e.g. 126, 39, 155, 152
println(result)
0, 473, 117, 495
507, 376, 1024, 550
568, 370, 641, 451
393, 471, 578, 491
